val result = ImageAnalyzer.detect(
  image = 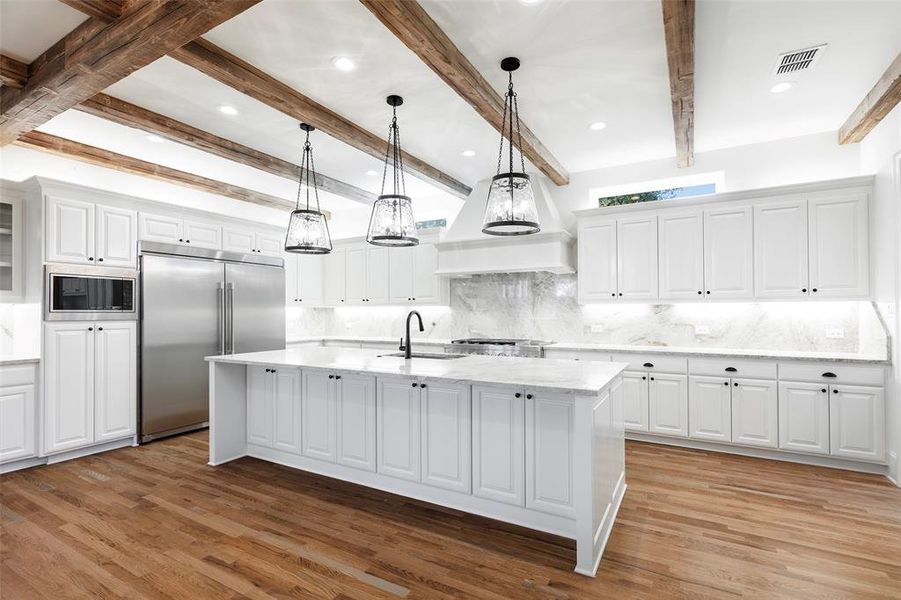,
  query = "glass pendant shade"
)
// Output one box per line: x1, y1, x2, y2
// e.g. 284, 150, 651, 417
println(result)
482, 172, 539, 235
482, 57, 540, 237
285, 123, 332, 254
366, 194, 418, 246
367, 95, 418, 247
